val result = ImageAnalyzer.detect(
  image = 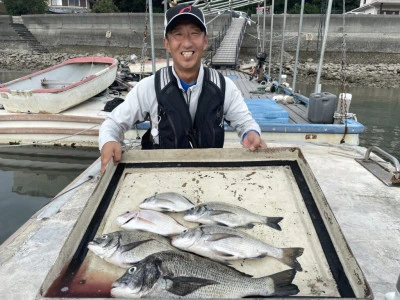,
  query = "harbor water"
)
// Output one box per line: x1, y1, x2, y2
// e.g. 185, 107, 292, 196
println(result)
0, 71, 399, 245
295, 83, 400, 159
